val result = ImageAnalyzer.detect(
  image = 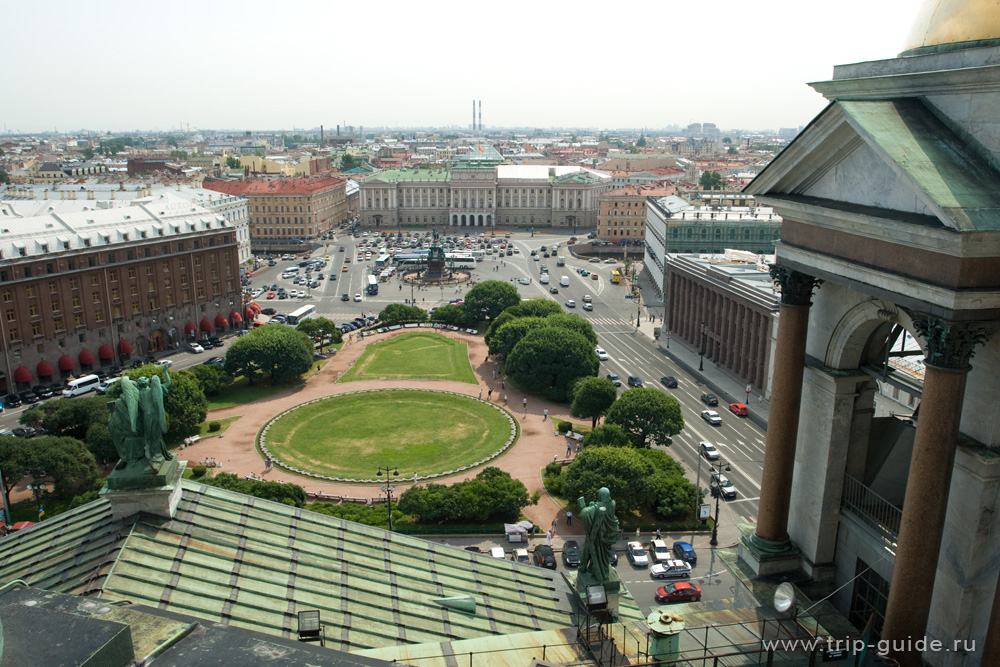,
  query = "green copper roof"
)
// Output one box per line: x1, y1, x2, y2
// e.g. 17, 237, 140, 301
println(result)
839, 99, 1000, 232
0, 480, 584, 652
364, 168, 452, 184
